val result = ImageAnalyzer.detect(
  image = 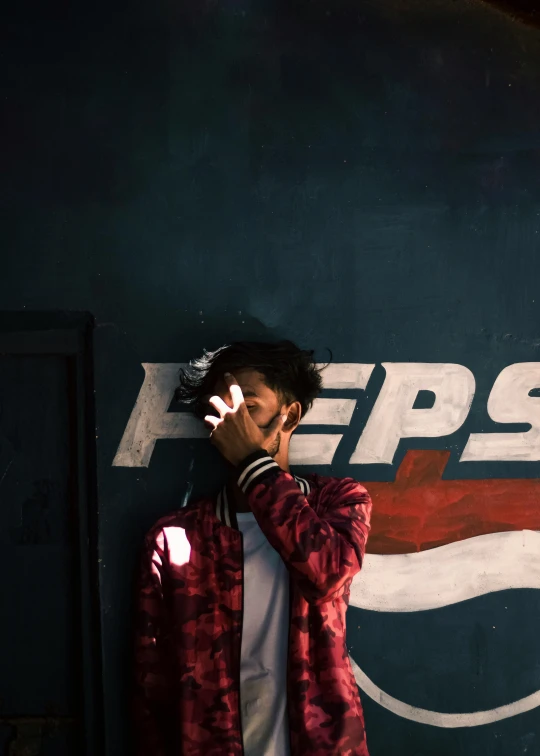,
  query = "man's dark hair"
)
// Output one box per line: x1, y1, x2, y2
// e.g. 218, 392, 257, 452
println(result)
174, 340, 329, 422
